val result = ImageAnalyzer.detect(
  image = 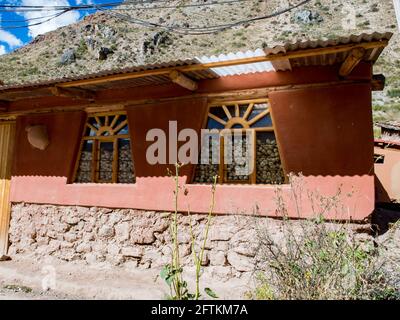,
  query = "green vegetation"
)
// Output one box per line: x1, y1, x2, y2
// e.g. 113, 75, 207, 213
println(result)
373, 103, 400, 125
3, 284, 33, 294
19, 66, 39, 77
160, 164, 218, 300
249, 174, 400, 300
388, 89, 400, 98
76, 39, 88, 58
